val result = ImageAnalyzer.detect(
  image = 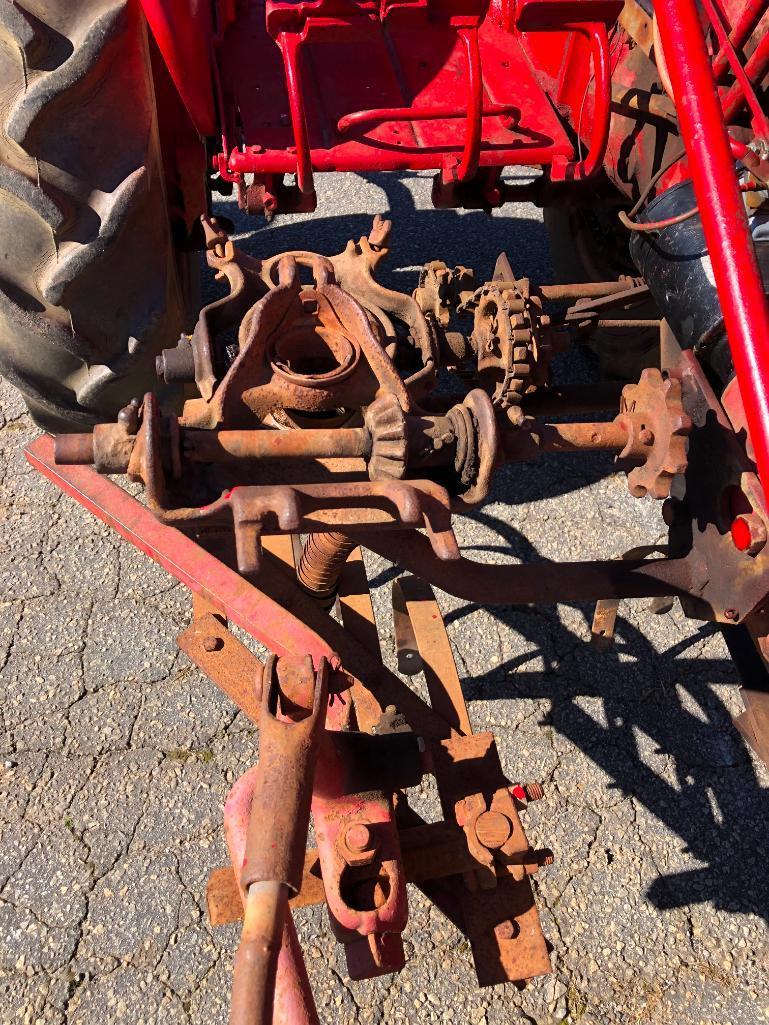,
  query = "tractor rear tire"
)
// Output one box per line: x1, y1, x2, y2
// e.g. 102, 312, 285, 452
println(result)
0, 1, 188, 432
544, 205, 660, 381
